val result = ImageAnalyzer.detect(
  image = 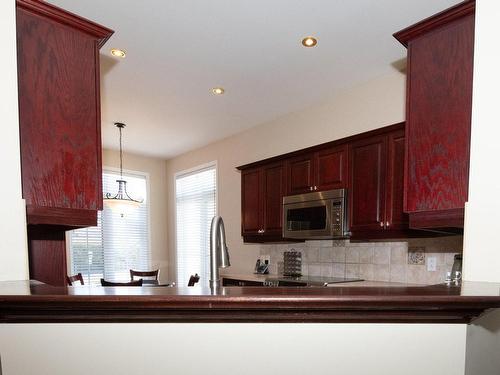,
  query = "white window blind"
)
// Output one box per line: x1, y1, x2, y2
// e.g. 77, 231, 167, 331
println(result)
69, 170, 150, 285
175, 164, 216, 287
